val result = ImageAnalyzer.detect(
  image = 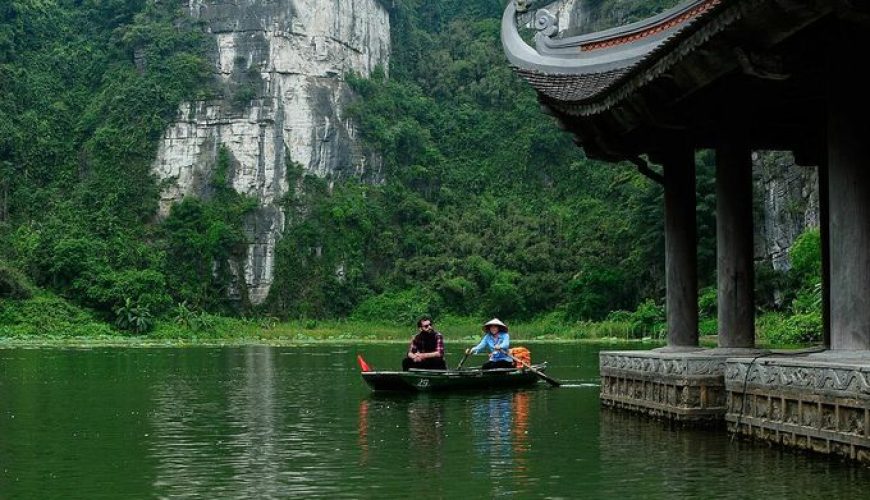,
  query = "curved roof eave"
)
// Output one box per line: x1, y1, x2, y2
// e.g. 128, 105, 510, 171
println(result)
502, 4, 649, 75
502, 0, 731, 112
